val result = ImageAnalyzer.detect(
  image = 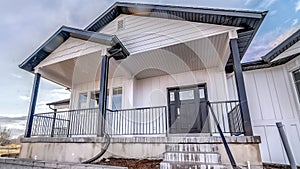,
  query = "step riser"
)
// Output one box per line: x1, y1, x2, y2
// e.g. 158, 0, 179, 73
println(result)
160, 162, 227, 169
160, 144, 226, 168
164, 153, 221, 163
166, 144, 218, 152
